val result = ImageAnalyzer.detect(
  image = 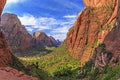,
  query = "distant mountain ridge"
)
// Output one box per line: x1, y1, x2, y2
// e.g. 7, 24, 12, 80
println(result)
0, 13, 61, 51
32, 30, 61, 48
